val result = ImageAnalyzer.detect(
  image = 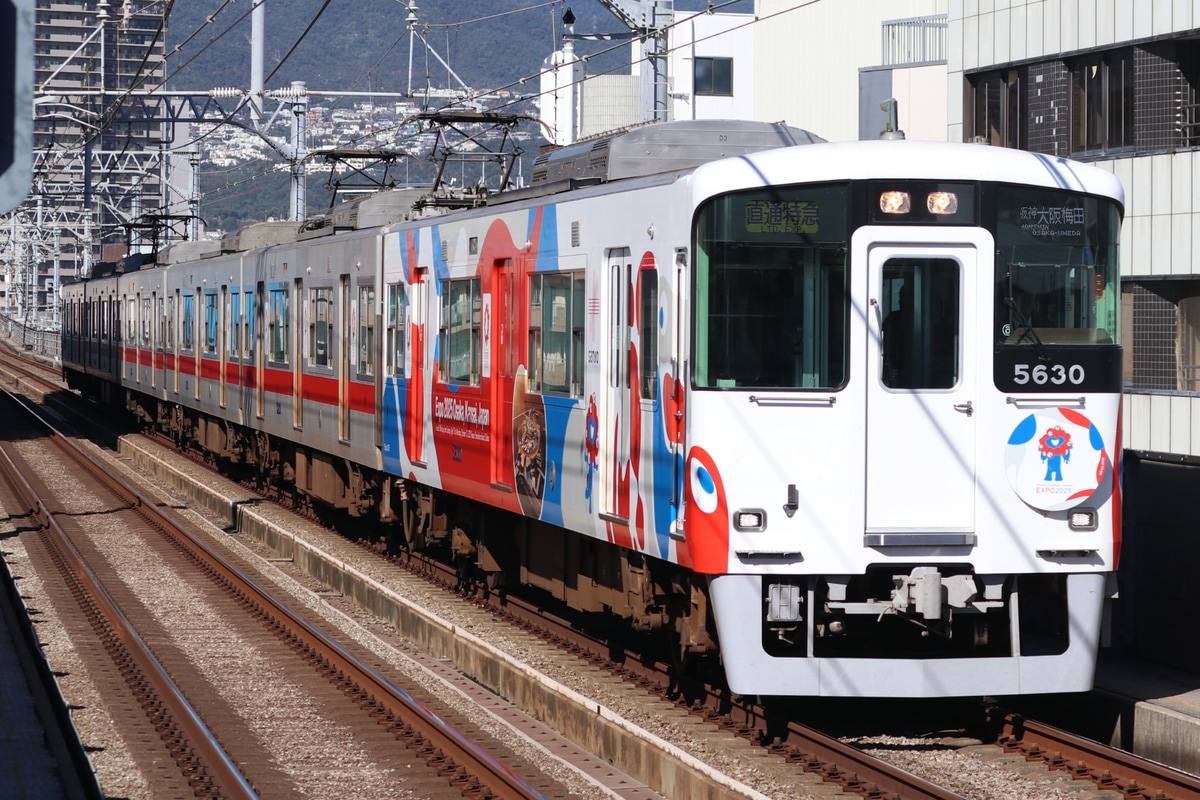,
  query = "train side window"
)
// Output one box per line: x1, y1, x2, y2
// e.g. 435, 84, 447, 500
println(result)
269, 286, 289, 362
387, 282, 406, 377
639, 269, 658, 399
228, 290, 240, 357
204, 291, 219, 354
243, 293, 253, 358
181, 293, 194, 351
157, 296, 165, 351
141, 297, 151, 346
527, 271, 585, 396
357, 284, 375, 376
309, 287, 332, 367
166, 294, 175, 351
127, 298, 136, 343
438, 277, 480, 385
